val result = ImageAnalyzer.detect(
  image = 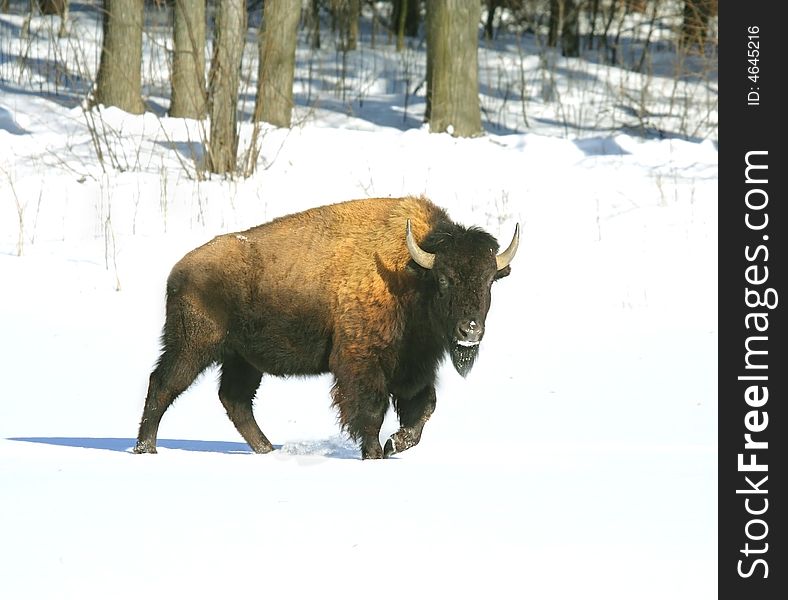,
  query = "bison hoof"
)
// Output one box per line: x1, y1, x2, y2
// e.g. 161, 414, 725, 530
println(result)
361, 442, 384, 460
383, 438, 397, 458
132, 441, 157, 454
250, 442, 274, 454
384, 429, 420, 458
